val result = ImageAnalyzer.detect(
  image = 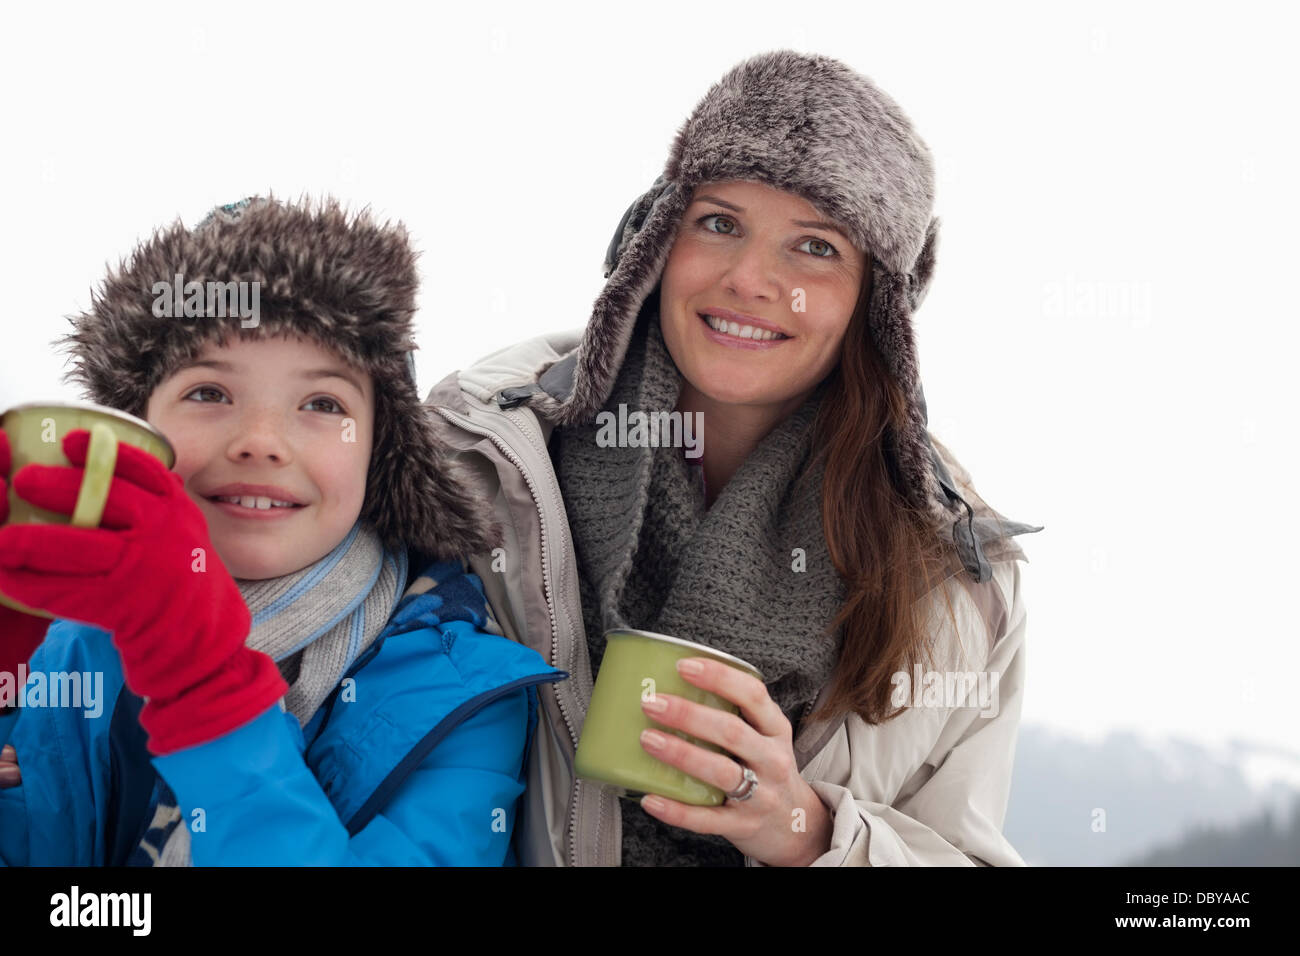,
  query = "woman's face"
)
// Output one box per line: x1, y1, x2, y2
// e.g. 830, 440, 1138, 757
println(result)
659, 180, 869, 410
